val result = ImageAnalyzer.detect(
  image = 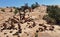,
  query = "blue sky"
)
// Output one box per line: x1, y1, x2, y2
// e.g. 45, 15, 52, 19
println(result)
0, 0, 60, 7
